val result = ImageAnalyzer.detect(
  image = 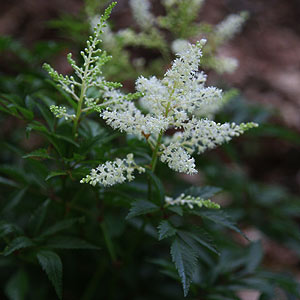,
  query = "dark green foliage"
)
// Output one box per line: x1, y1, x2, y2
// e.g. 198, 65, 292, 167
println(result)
171, 237, 198, 296
37, 250, 63, 299
0, 3, 299, 300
